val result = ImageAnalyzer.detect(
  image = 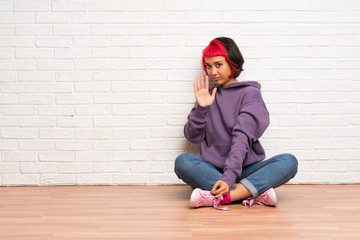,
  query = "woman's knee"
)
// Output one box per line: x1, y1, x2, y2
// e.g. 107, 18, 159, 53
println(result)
282, 153, 298, 176
174, 153, 194, 176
